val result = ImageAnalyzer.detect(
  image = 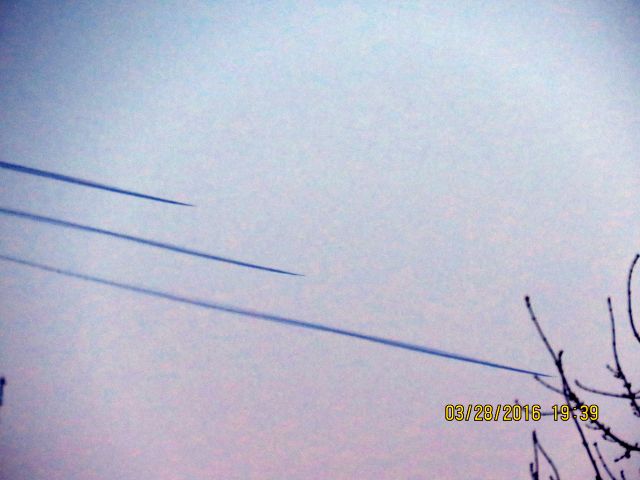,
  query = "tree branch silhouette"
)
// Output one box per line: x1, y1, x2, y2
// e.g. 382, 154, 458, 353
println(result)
524, 254, 640, 478
530, 430, 560, 480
